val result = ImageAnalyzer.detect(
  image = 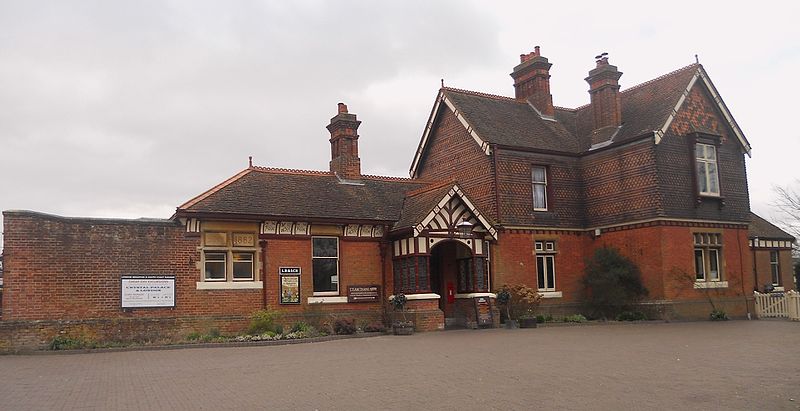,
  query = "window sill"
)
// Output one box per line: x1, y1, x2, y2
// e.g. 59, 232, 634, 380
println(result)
307, 296, 348, 304
196, 281, 262, 290
694, 281, 728, 289
455, 292, 496, 299
538, 291, 562, 298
